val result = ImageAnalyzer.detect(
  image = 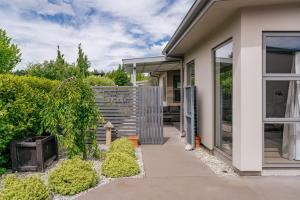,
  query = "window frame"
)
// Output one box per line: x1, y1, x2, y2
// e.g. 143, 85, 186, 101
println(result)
262, 32, 300, 167
212, 38, 234, 158
263, 32, 300, 123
